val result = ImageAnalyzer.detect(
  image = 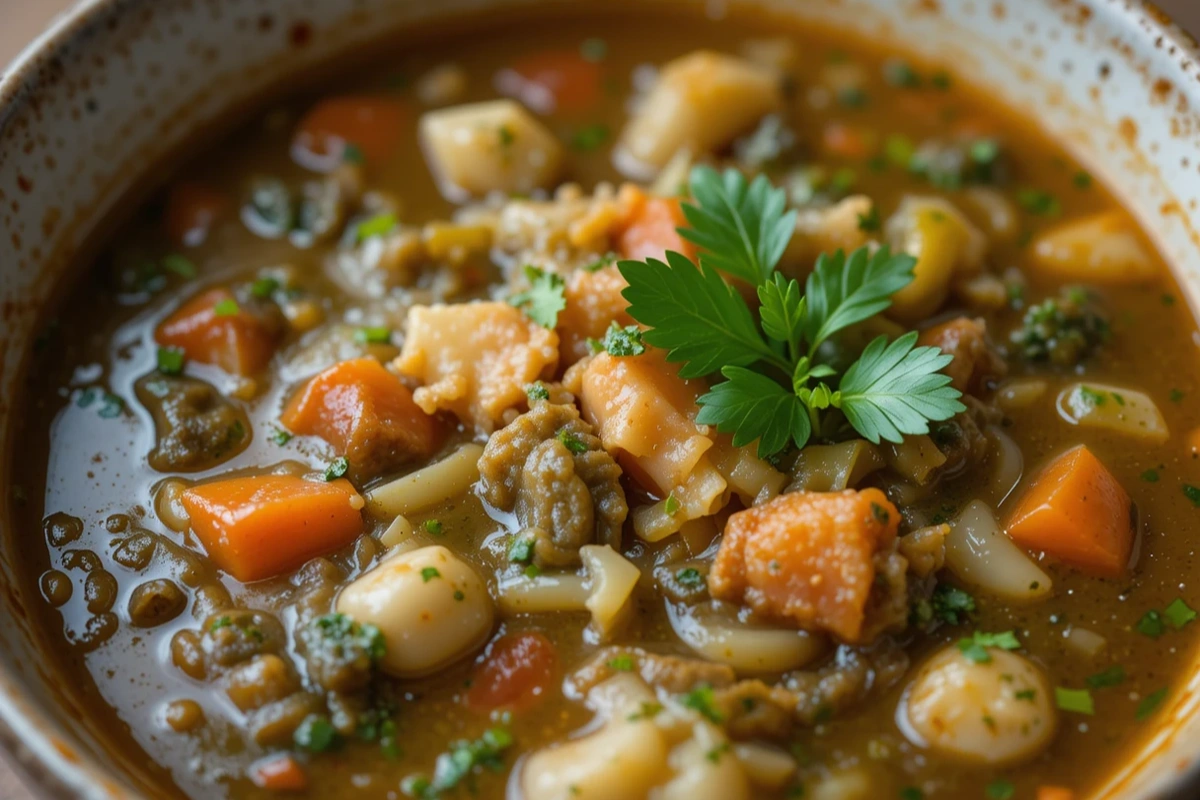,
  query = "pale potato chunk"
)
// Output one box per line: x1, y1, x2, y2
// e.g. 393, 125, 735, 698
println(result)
394, 301, 559, 431
1056, 382, 1169, 444
419, 99, 563, 198
886, 196, 986, 323
1031, 210, 1158, 284
618, 51, 781, 175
